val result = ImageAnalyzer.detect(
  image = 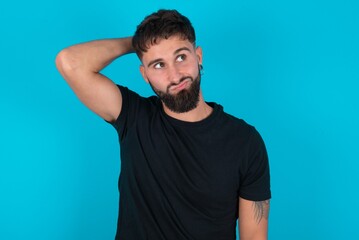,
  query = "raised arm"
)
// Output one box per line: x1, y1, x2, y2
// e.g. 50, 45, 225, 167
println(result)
238, 197, 270, 240
55, 37, 134, 122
